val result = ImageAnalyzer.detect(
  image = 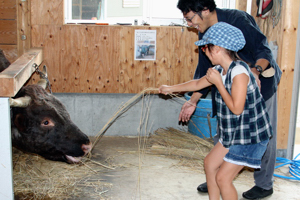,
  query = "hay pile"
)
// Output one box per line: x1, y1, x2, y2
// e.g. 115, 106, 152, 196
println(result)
12, 128, 214, 199
13, 148, 112, 200
147, 127, 214, 169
